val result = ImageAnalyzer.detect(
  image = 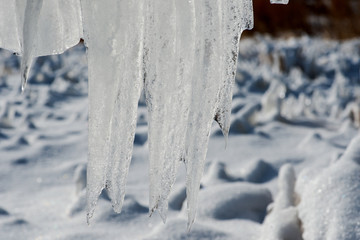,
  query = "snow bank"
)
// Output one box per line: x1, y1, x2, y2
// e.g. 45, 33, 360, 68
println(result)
297, 134, 360, 239
261, 164, 302, 240
196, 183, 272, 222
2, 35, 360, 239
201, 161, 235, 186
145, 219, 231, 240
